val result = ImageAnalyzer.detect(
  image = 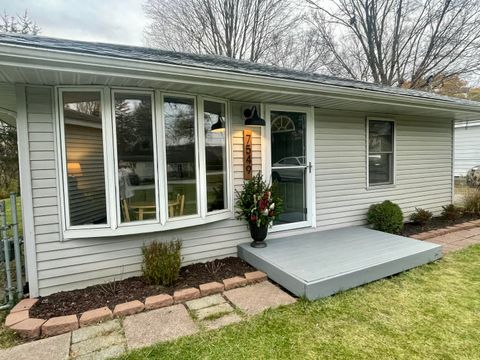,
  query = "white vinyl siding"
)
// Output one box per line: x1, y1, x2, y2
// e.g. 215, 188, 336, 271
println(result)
454, 123, 480, 177
25, 86, 261, 296
23, 86, 454, 296
315, 109, 453, 230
